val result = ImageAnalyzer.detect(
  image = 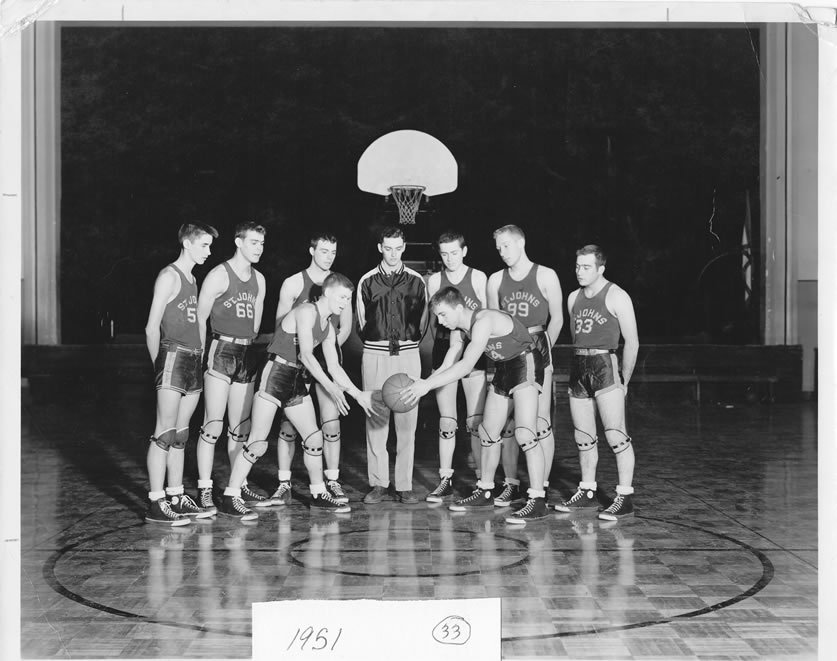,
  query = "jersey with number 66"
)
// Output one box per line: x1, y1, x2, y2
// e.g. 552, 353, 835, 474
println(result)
571, 281, 620, 350
161, 263, 200, 350
497, 264, 549, 327
210, 261, 260, 339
